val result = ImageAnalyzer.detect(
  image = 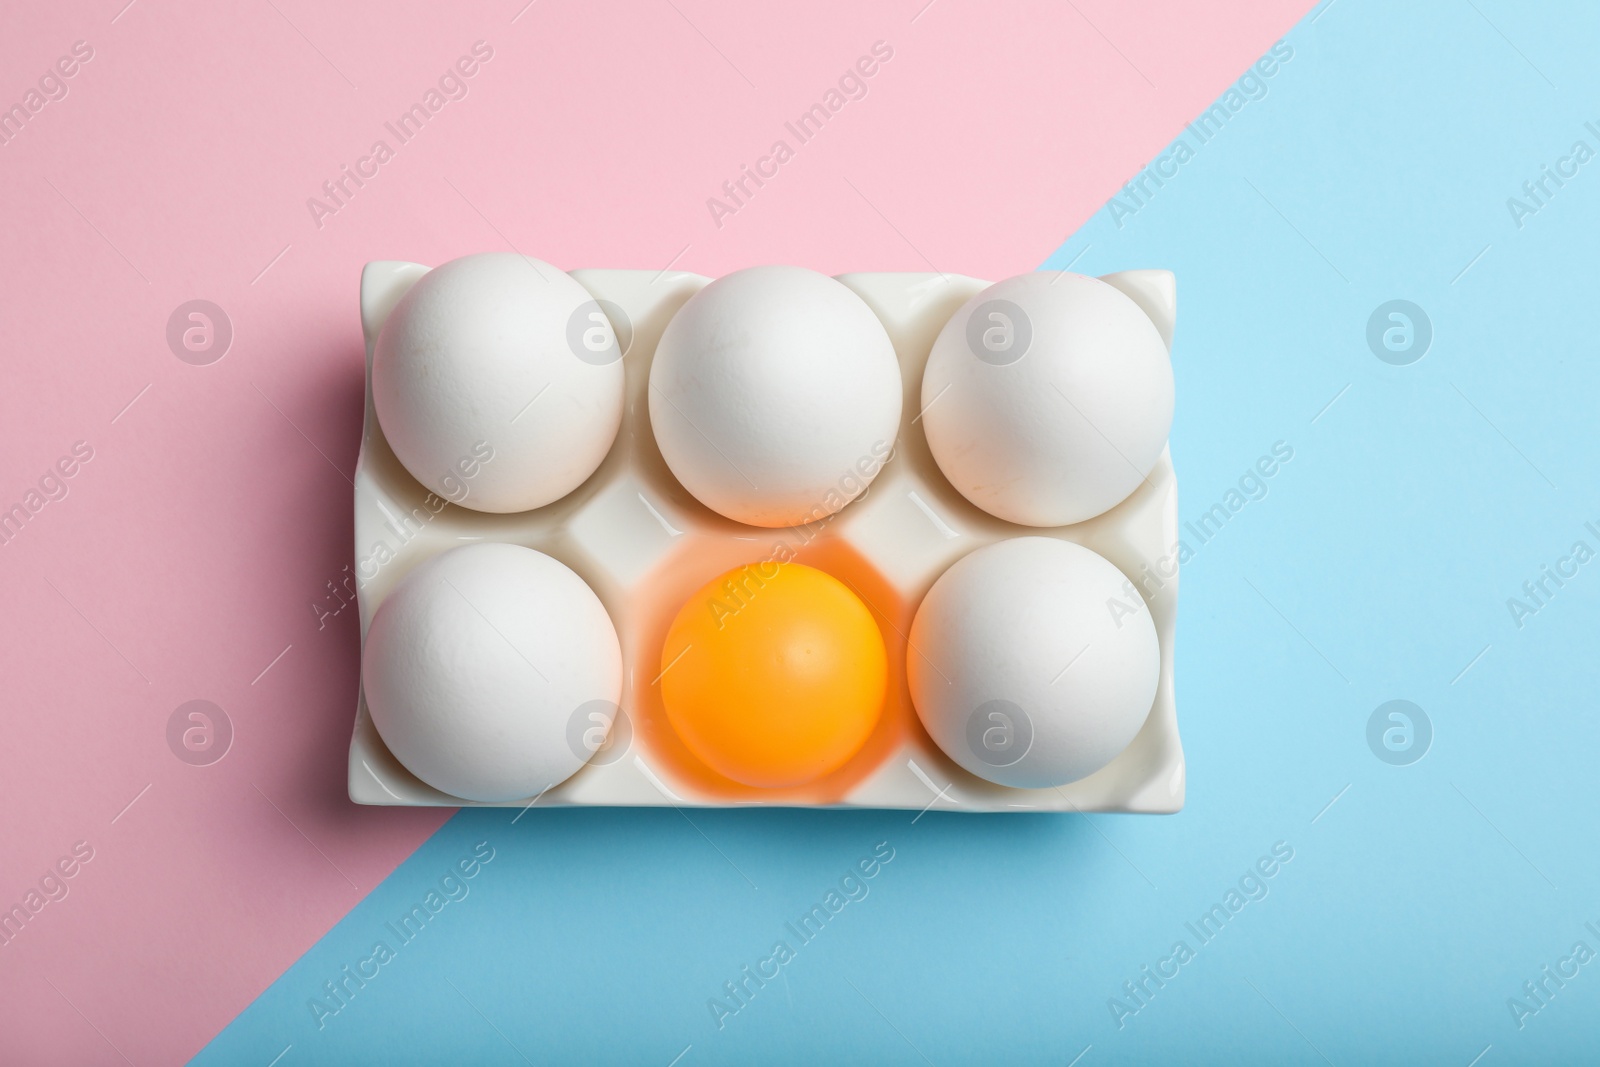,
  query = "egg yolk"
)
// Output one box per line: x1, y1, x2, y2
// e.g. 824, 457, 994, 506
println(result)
660, 561, 887, 789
